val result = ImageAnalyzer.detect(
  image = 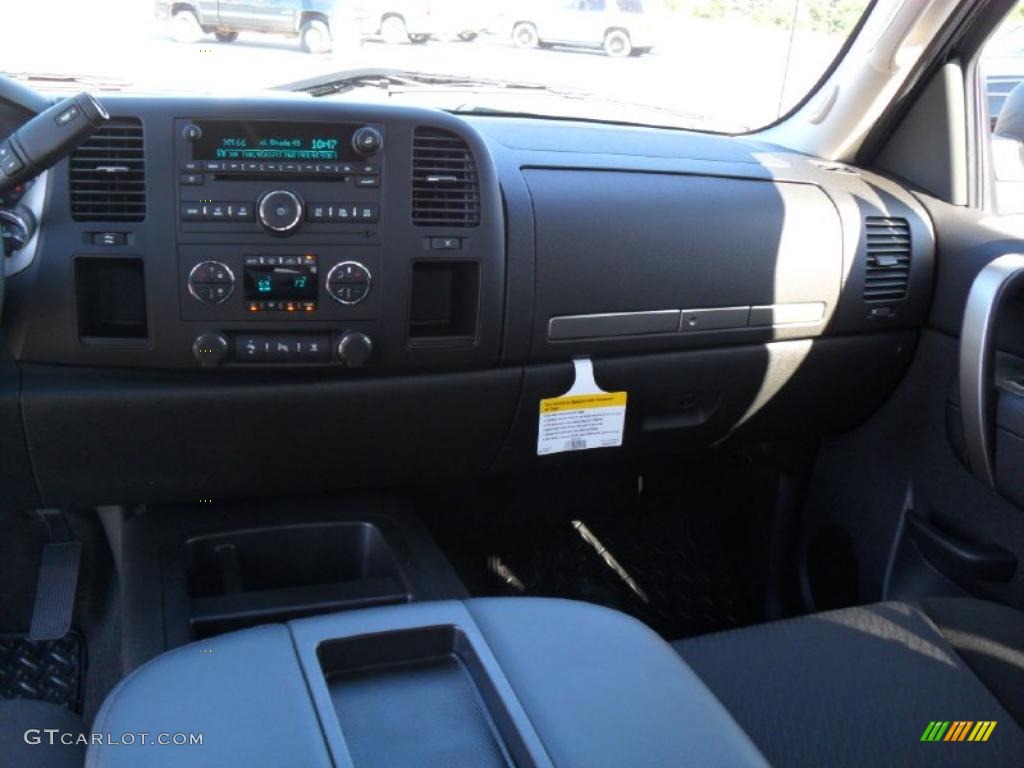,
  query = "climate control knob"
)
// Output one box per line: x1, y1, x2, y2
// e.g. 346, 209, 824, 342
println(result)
336, 331, 373, 367
258, 189, 303, 234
